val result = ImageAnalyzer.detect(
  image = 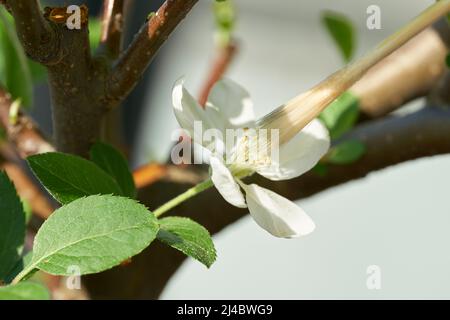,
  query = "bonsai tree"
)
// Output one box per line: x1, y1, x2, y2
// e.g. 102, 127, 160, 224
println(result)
0, 0, 449, 299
